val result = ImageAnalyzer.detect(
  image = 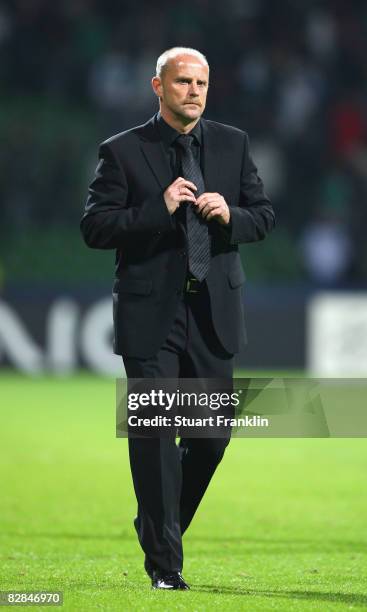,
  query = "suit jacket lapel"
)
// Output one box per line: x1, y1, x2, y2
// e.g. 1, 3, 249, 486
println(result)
140, 115, 223, 192
201, 119, 223, 192
139, 115, 172, 189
